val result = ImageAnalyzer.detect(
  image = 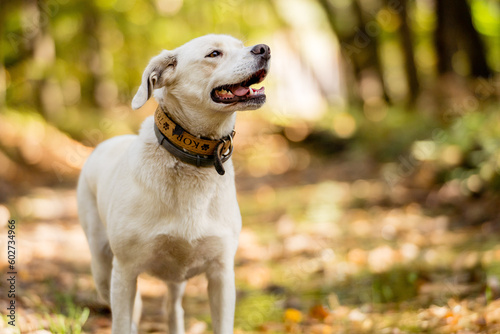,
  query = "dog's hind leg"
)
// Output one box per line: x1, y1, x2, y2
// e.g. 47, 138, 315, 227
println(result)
132, 288, 143, 334
166, 281, 187, 334
77, 175, 113, 305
